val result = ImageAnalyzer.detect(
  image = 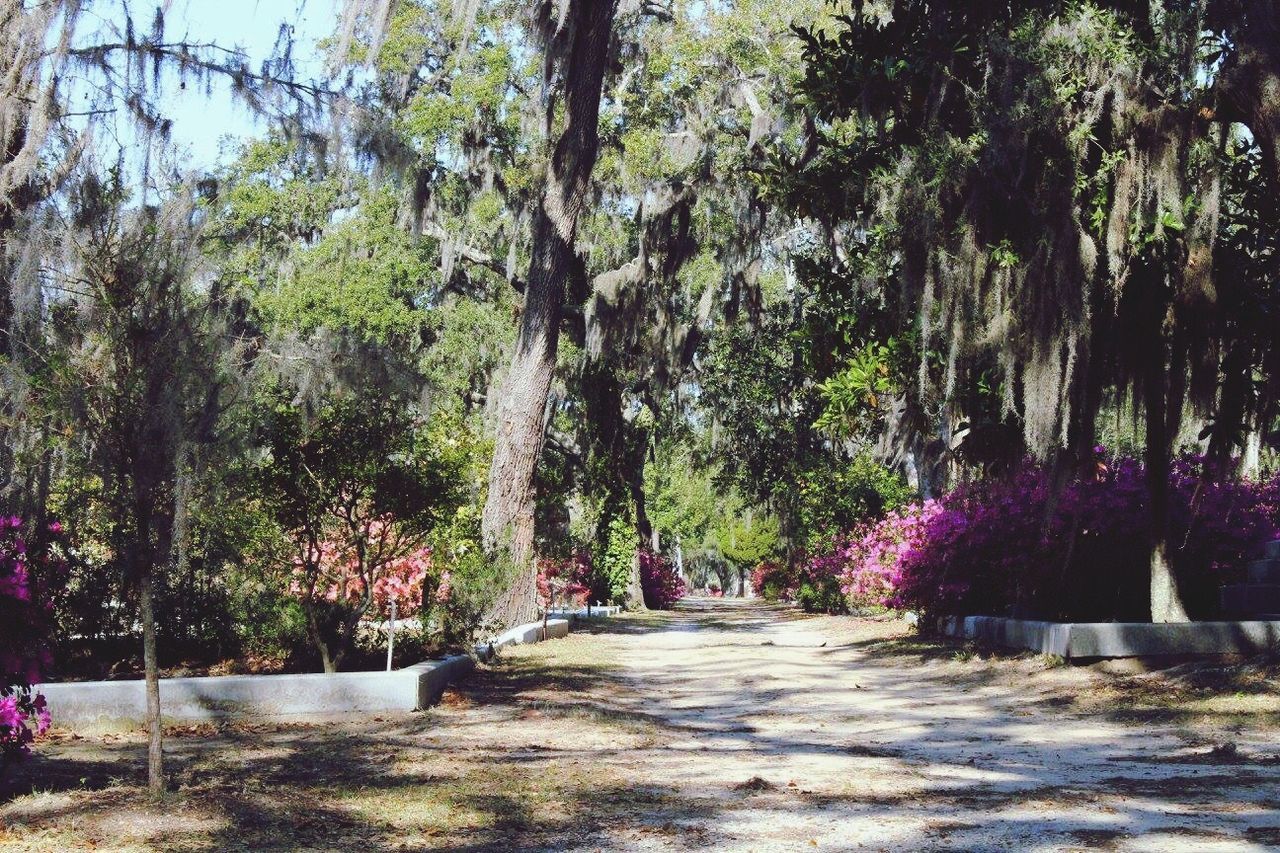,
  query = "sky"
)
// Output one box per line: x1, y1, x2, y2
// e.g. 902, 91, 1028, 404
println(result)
151, 0, 336, 169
